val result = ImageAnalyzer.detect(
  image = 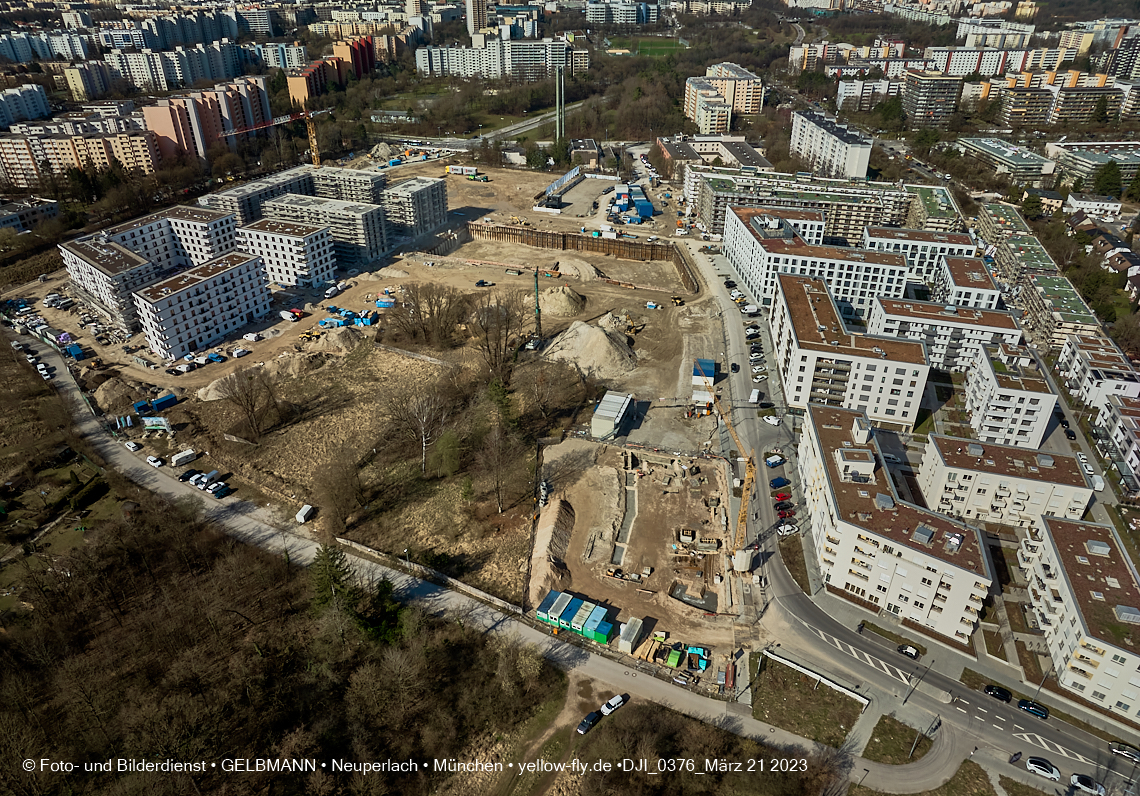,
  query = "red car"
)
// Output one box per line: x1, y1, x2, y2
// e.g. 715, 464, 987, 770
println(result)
774, 492, 791, 501
778, 509, 796, 519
